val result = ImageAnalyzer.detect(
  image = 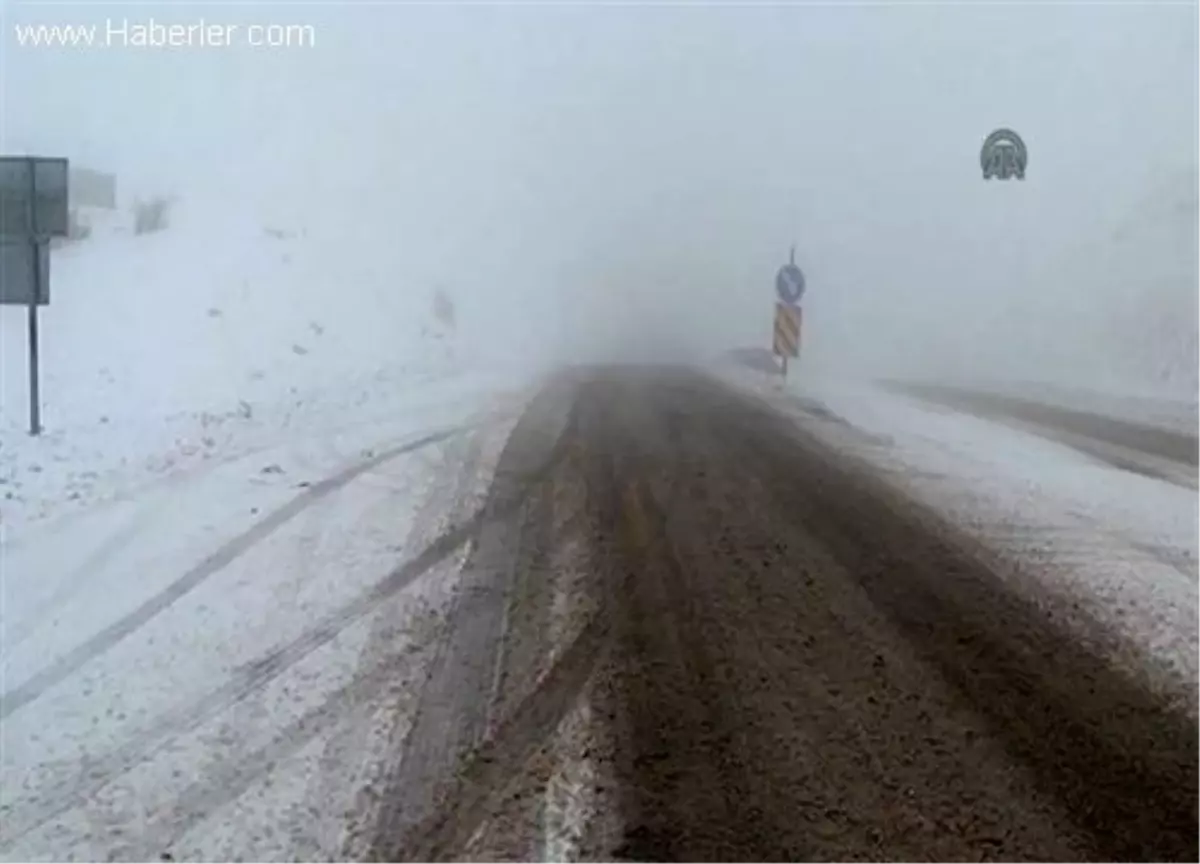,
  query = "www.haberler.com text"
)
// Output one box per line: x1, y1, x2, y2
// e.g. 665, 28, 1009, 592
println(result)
14, 18, 317, 49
